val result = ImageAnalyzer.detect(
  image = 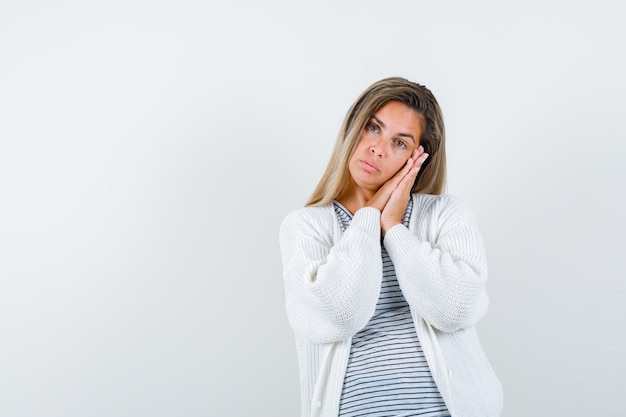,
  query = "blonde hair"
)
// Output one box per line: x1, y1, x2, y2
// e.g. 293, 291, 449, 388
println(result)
306, 77, 447, 207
